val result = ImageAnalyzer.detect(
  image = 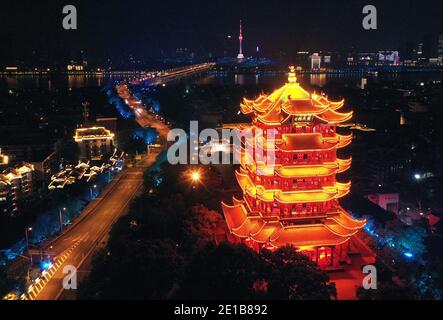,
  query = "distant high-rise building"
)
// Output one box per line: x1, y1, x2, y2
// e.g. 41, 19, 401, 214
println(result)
237, 20, 245, 60
323, 55, 331, 66
0, 148, 8, 166
294, 51, 310, 69
310, 53, 321, 70
422, 33, 443, 65
377, 51, 400, 65
0, 163, 34, 216
437, 35, 443, 63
